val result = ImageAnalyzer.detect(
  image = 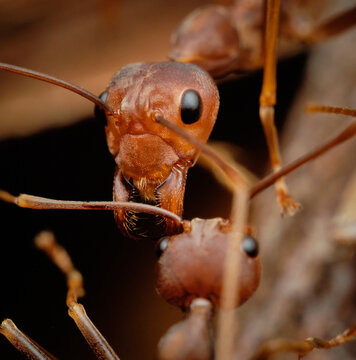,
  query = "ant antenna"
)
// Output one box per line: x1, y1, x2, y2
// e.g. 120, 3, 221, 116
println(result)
0, 190, 183, 227
155, 115, 248, 188
0, 62, 114, 115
